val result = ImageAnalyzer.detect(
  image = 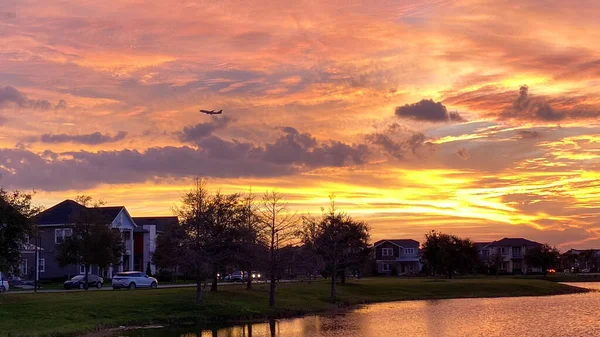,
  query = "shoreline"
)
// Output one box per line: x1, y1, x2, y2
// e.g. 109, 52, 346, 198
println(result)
0, 278, 590, 337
